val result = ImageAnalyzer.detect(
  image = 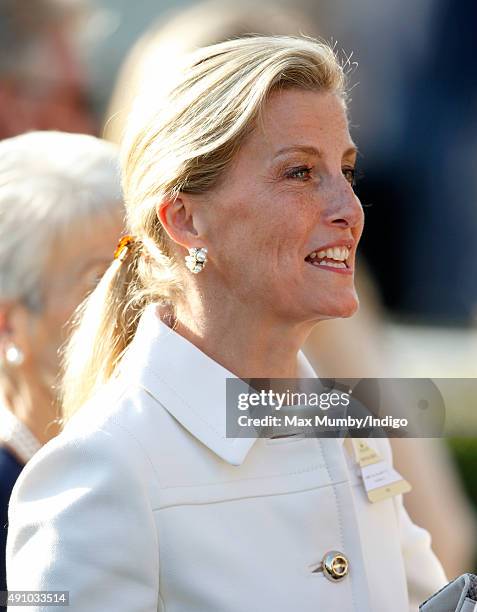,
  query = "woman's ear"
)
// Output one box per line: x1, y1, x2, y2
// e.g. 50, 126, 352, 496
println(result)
0, 302, 30, 362
156, 195, 205, 249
